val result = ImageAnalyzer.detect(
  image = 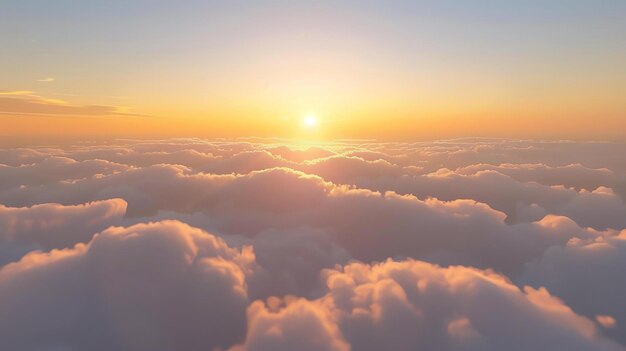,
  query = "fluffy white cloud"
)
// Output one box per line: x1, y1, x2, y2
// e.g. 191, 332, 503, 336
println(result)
455, 163, 620, 191
1, 138, 626, 349
0, 199, 127, 265
231, 260, 623, 351
0, 164, 605, 276
354, 168, 626, 230
33, 139, 626, 230
0, 157, 129, 191
0, 220, 251, 351
228, 298, 350, 351
520, 231, 626, 343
